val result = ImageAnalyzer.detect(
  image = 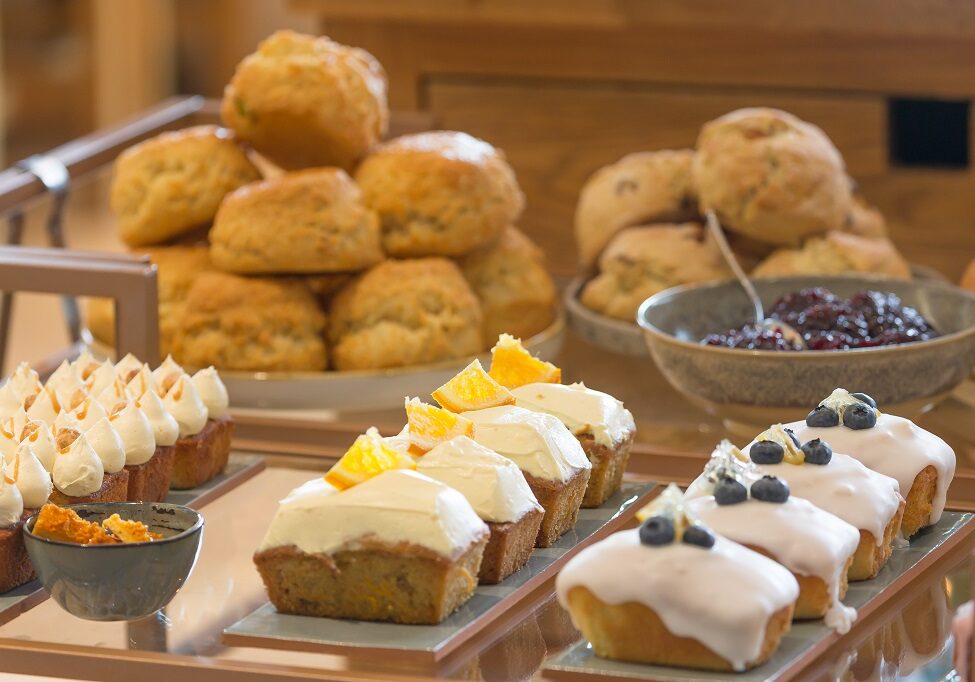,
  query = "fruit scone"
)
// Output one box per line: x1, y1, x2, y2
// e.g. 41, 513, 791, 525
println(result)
789, 388, 955, 538
557, 485, 798, 672
680, 441, 859, 631
255, 429, 489, 624
722, 424, 904, 581
0, 442, 53, 592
